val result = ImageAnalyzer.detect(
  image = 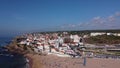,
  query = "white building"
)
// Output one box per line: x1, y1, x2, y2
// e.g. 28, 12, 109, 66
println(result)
70, 35, 80, 43
37, 46, 43, 51
72, 35, 80, 43
107, 33, 120, 36
117, 33, 120, 36
19, 41, 27, 45
90, 32, 106, 36
58, 37, 64, 44
107, 33, 113, 35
